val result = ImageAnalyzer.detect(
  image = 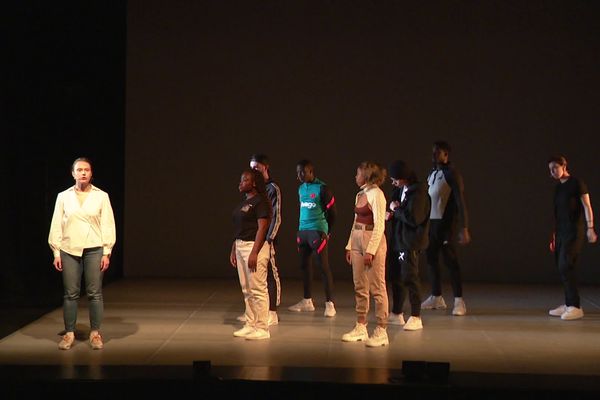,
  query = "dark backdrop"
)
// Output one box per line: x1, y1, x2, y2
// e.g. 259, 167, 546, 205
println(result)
125, 0, 600, 284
